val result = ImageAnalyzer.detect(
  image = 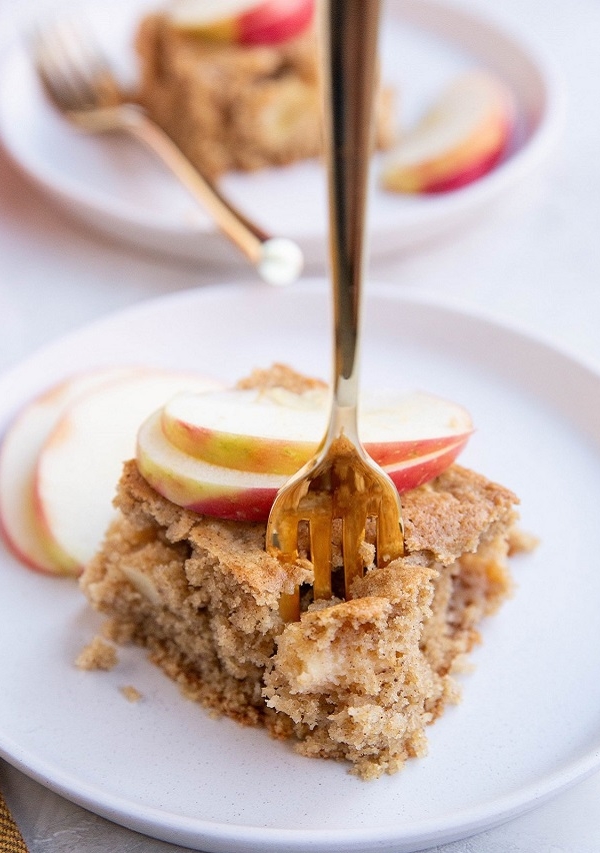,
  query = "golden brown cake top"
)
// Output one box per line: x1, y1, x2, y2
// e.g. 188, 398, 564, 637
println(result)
116, 459, 312, 606
117, 455, 517, 601
402, 465, 518, 564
